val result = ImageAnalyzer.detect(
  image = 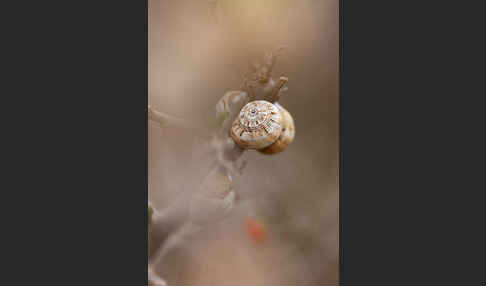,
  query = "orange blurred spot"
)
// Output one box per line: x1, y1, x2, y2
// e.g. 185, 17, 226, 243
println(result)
246, 217, 267, 245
